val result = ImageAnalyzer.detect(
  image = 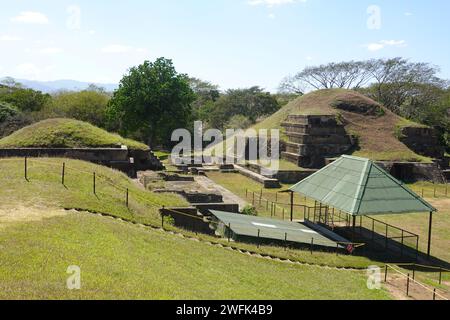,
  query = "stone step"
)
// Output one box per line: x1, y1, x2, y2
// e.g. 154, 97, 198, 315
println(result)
234, 165, 281, 189
285, 132, 353, 145
284, 142, 353, 157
